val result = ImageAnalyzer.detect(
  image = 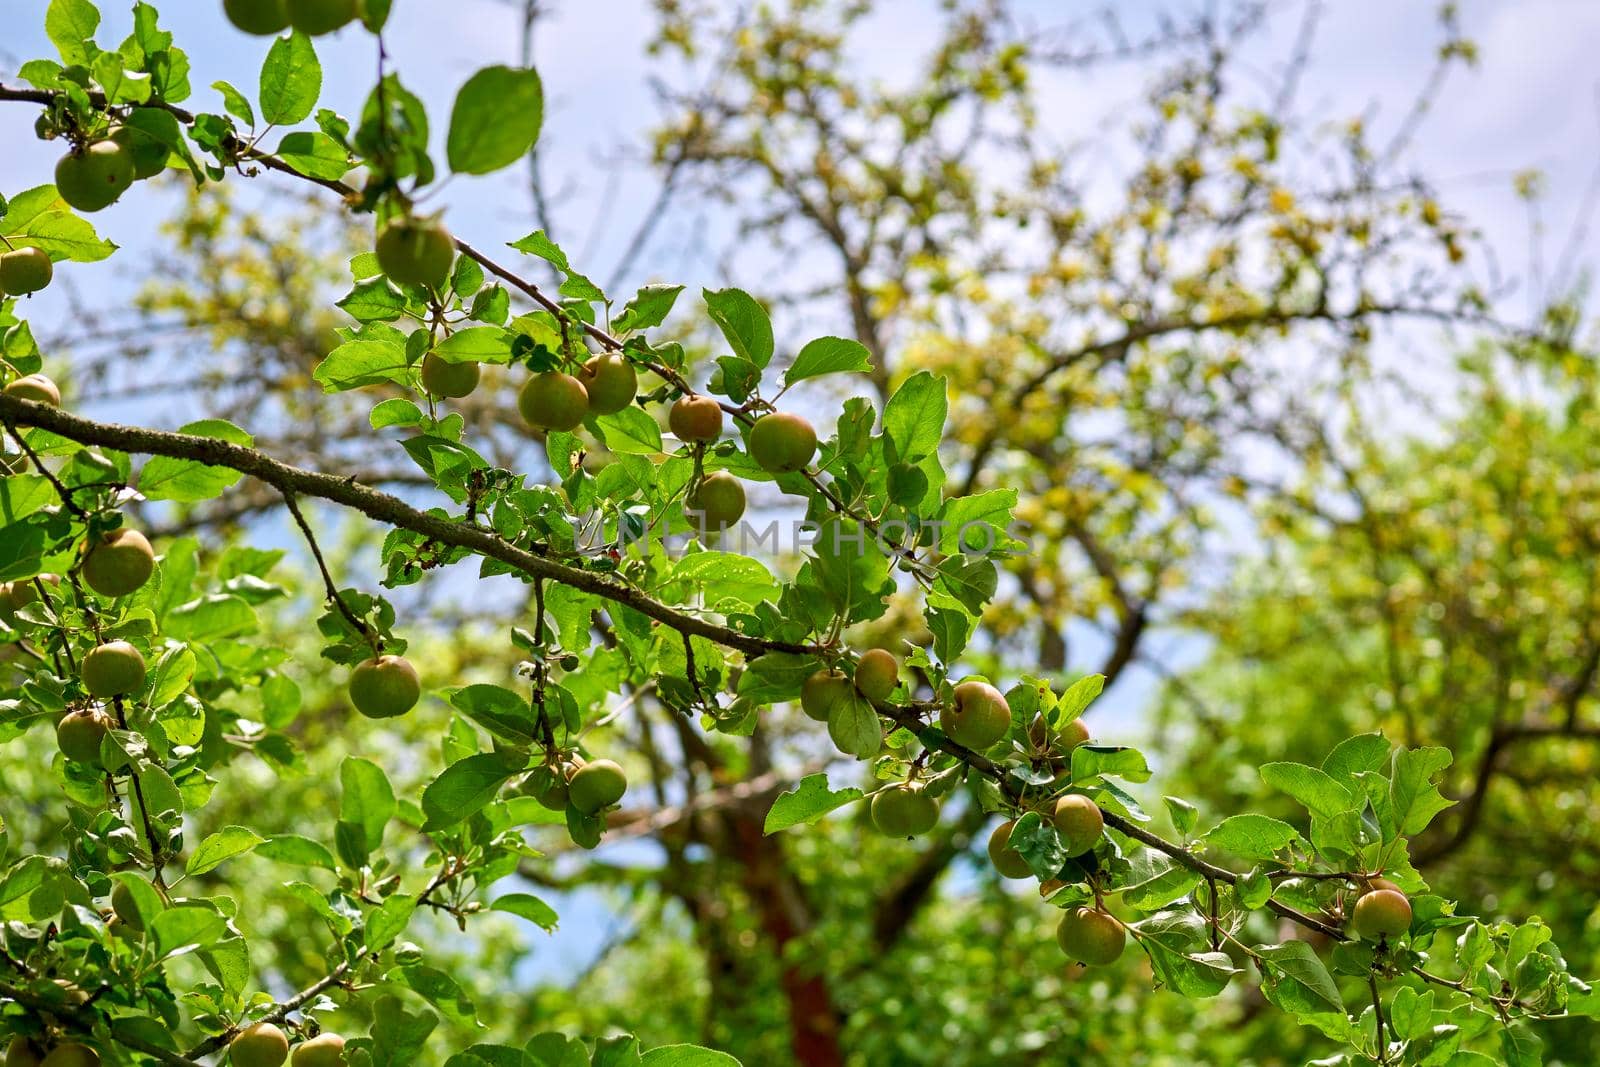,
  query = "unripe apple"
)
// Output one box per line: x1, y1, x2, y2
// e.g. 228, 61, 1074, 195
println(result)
799, 668, 852, 722
0, 247, 53, 296
39, 1044, 98, 1067
83, 528, 156, 598
686, 472, 746, 531
522, 764, 570, 811
6, 1036, 44, 1067
578, 355, 638, 416
230, 1023, 290, 1067
748, 412, 817, 473
56, 710, 109, 764
376, 217, 454, 289
1351, 888, 1411, 940
82, 640, 147, 698
987, 819, 1032, 879
223, 0, 291, 35
1051, 794, 1103, 857
419, 353, 479, 399
569, 759, 627, 814
286, 0, 358, 36
1, 581, 35, 623
518, 372, 590, 432
348, 655, 420, 719
940, 681, 1011, 749
1058, 717, 1090, 752
108, 125, 167, 180
55, 141, 135, 212
110, 881, 145, 931
668, 395, 722, 443
853, 649, 898, 702
1365, 876, 1401, 894
289, 1034, 344, 1067
1056, 907, 1125, 966
4, 374, 61, 407
870, 783, 939, 838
